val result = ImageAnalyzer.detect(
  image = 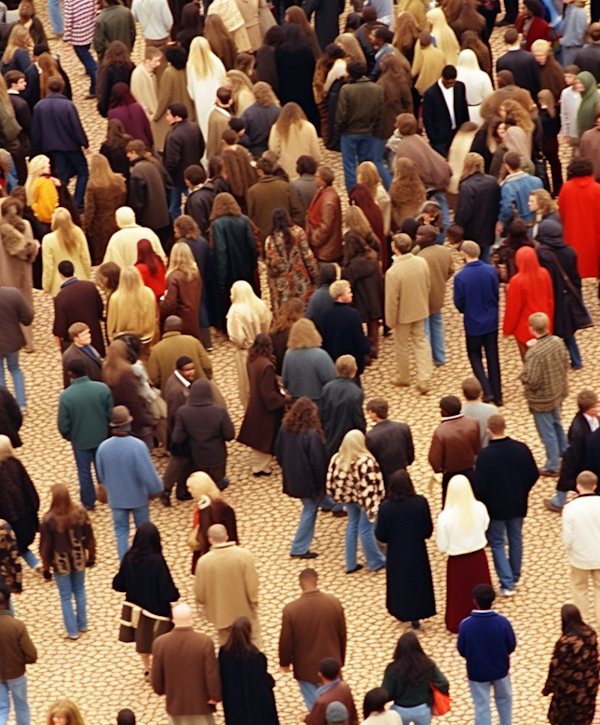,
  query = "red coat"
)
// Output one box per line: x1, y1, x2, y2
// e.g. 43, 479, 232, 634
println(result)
135, 260, 166, 300
515, 14, 551, 51
558, 175, 600, 279
503, 246, 554, 344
